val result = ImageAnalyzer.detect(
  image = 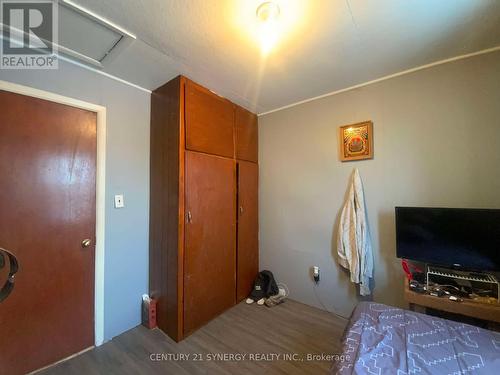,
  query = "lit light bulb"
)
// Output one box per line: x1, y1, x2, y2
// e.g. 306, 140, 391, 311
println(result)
256, 1, 280, 22
256, 1, 280, 55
